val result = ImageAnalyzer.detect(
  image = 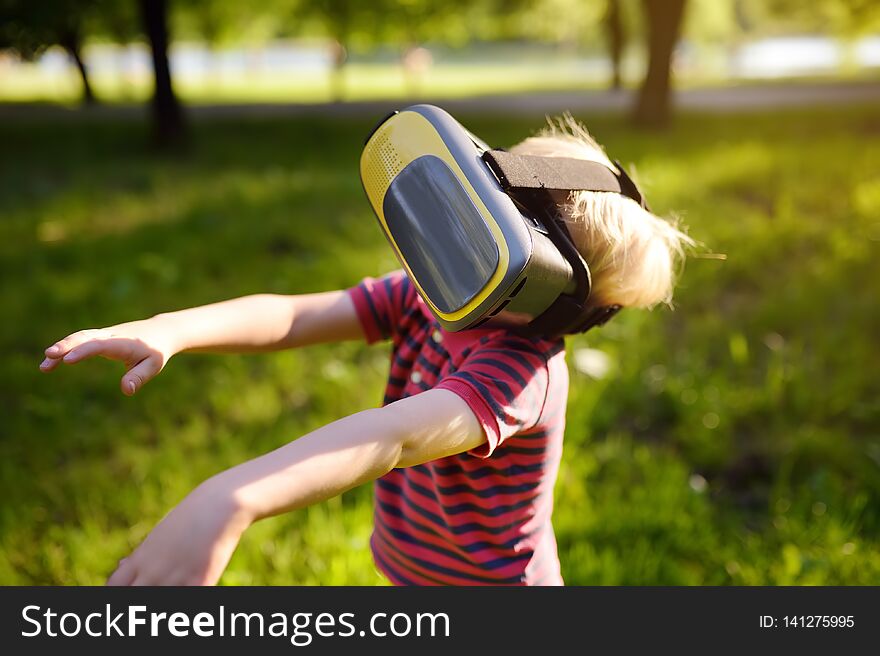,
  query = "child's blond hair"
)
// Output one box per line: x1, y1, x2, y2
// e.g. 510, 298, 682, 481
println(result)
509, 116, 692, 310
